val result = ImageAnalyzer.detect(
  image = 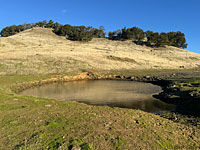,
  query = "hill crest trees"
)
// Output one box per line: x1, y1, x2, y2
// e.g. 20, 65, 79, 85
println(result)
108, 27, 187, 49
0, 20, 187, 48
